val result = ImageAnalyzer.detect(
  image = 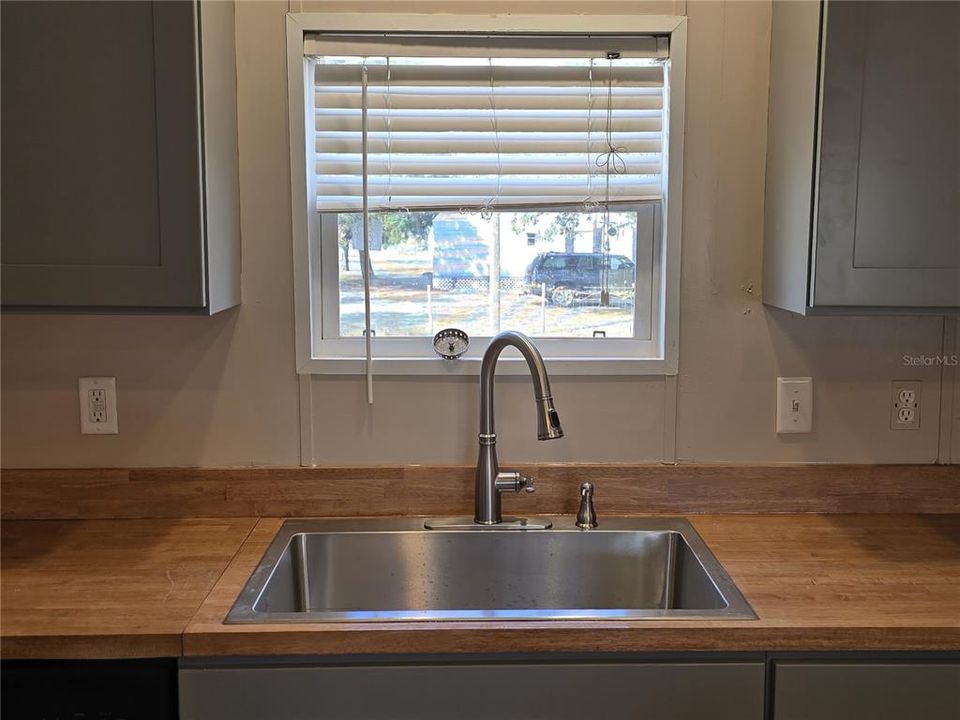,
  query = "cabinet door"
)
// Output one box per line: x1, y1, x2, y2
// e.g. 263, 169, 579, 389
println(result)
1, 659, 178, 720
180, 661, 765, 720
773, 662, 960, 720
0, 1, 205, 308
814, 1, 960, 309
